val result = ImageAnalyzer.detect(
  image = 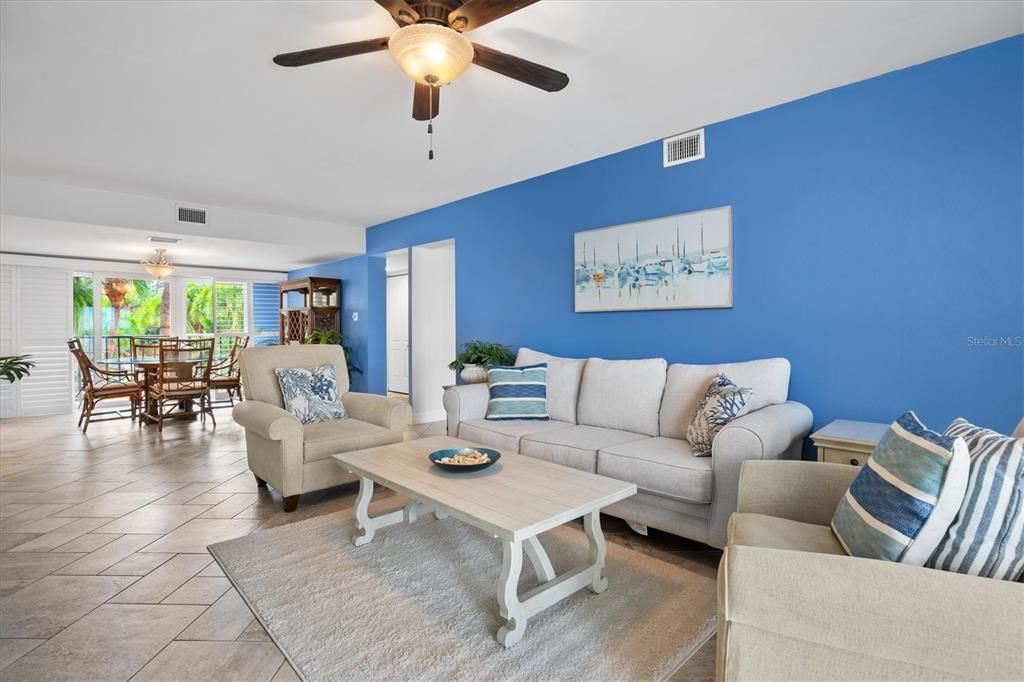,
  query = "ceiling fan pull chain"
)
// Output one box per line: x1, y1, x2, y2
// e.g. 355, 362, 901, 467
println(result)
427, 82, 435, 160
